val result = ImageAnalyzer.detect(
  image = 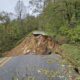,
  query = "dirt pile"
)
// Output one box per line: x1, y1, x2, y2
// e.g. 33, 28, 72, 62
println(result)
4, 34, 61, 57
